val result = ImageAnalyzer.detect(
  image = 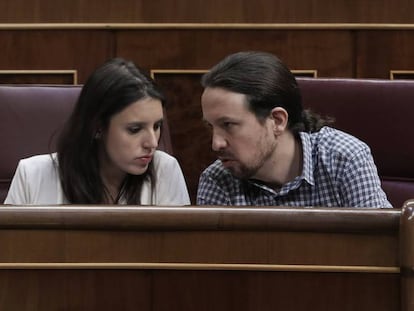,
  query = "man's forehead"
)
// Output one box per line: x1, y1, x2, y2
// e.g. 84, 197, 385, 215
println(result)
203, 87, 246, 102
